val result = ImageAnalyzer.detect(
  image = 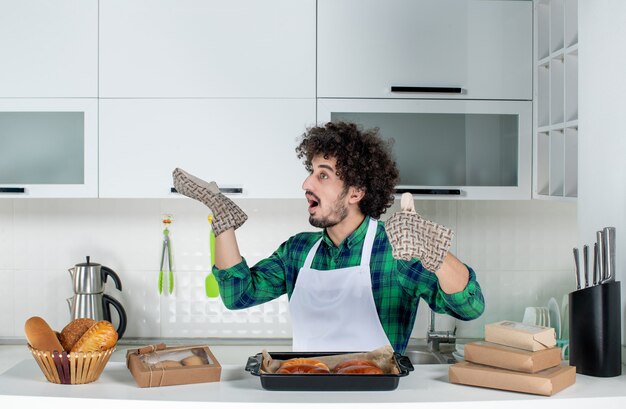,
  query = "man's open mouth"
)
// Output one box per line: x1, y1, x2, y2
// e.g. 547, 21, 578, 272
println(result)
306, 193, 320, 211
